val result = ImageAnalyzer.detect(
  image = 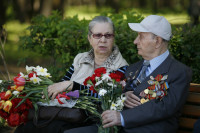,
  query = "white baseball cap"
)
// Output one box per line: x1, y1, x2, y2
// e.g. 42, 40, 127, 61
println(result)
128, 15, 172, 41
